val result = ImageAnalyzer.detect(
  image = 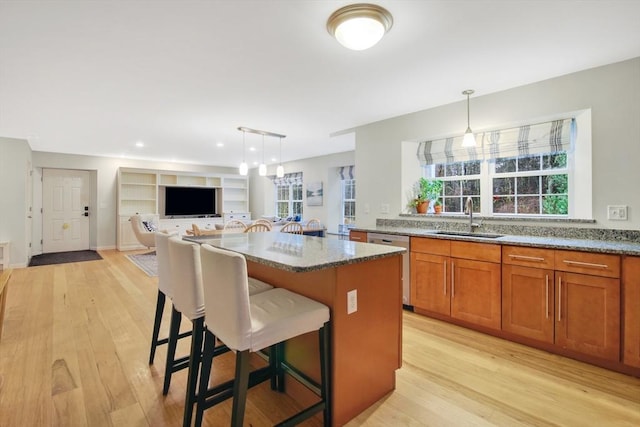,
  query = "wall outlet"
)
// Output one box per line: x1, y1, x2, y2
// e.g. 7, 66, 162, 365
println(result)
607, 205, 627, 220
347, 289, 357, 314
